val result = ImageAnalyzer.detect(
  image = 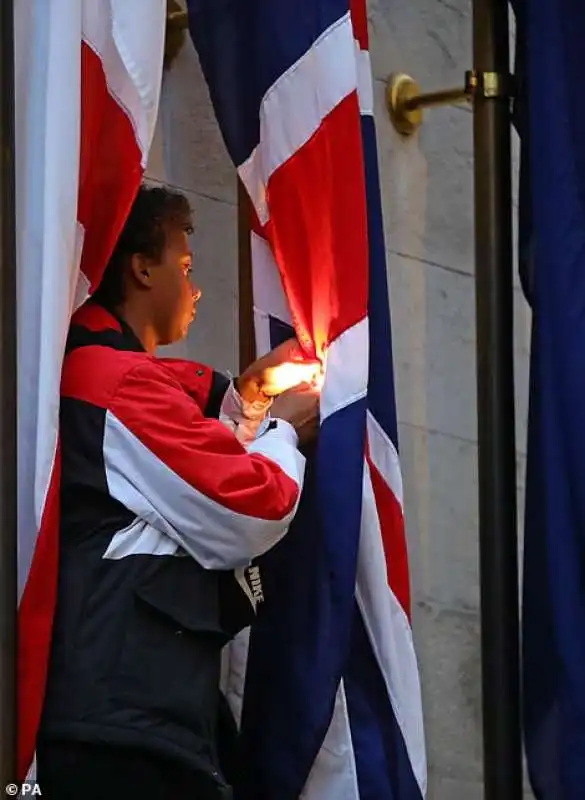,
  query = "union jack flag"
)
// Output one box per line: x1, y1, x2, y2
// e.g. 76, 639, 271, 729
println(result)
188, 1, 427, 797
15, 0, 165, 779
